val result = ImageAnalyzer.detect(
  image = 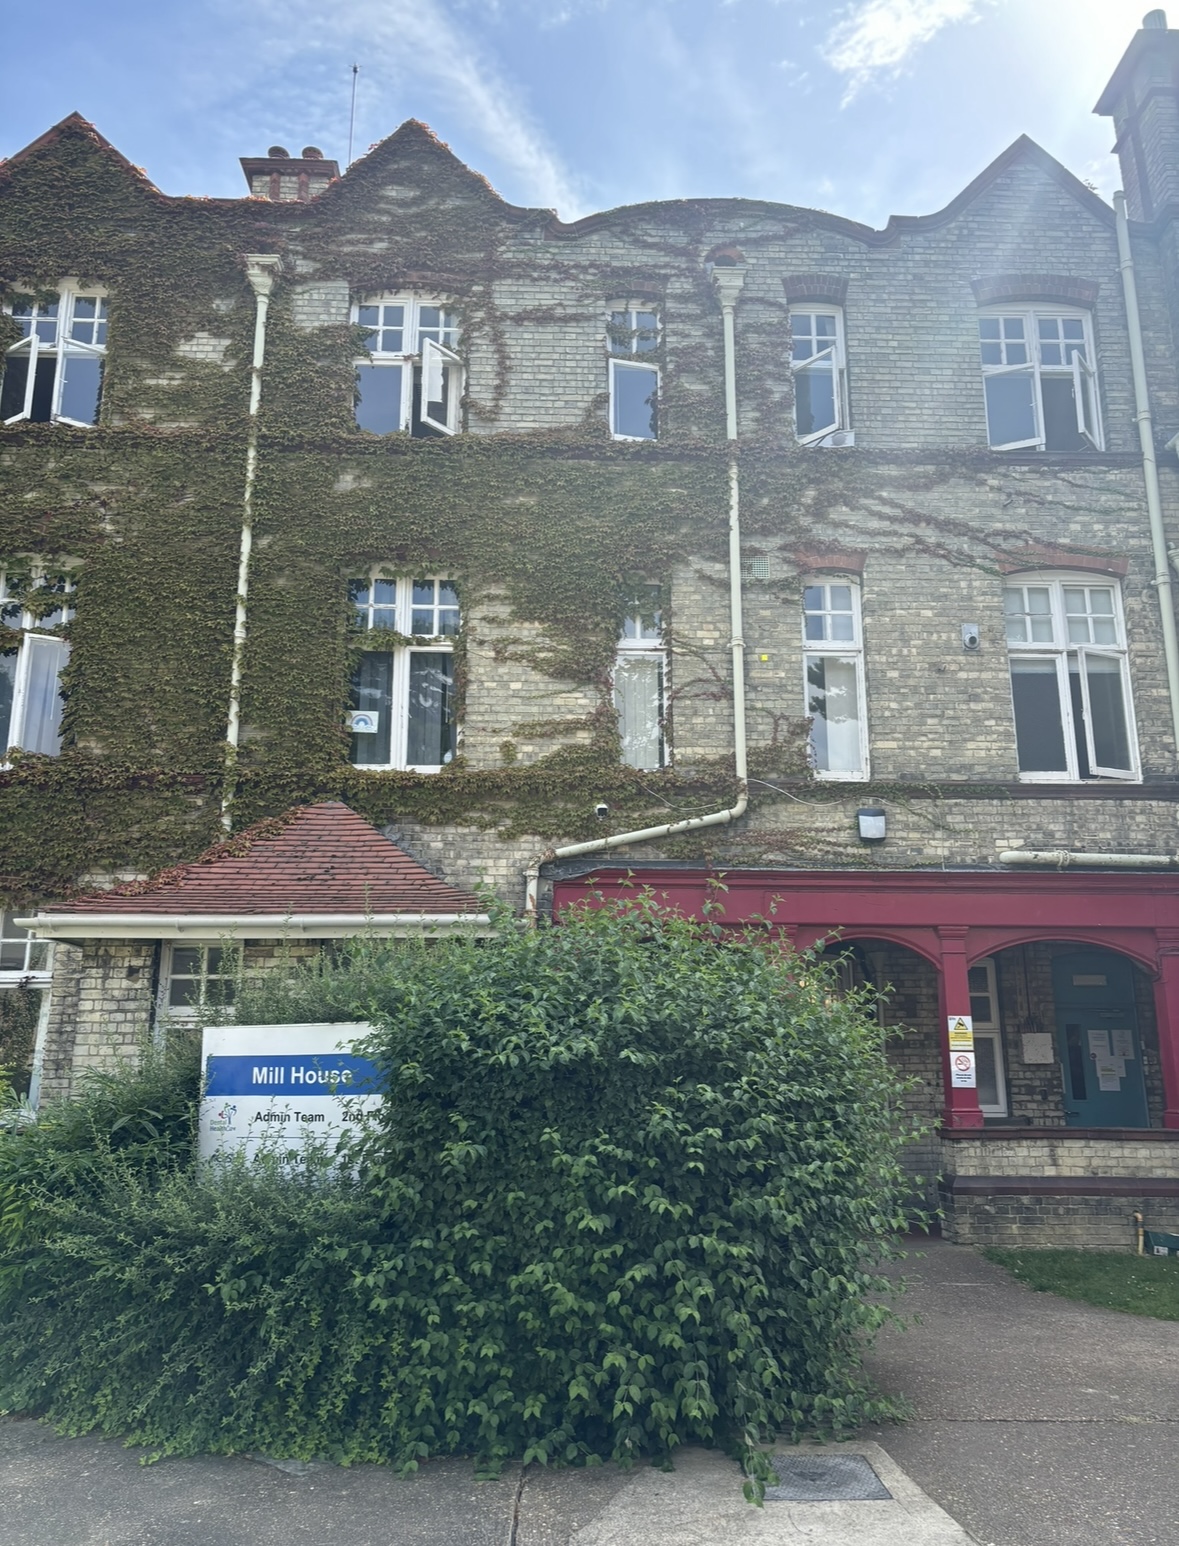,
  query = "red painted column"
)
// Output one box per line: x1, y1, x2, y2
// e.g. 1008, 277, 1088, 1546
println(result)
937, 926, 985, 1130
1153, 930, 1179, 1129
